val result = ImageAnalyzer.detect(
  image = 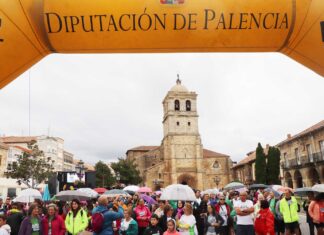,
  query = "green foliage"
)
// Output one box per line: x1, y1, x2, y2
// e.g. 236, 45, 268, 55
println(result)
5, 141, 55, 188
255, 143, 267, 184
95, 161, 115, 188
111, 158, 142, 185
266, 146, 281, 185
